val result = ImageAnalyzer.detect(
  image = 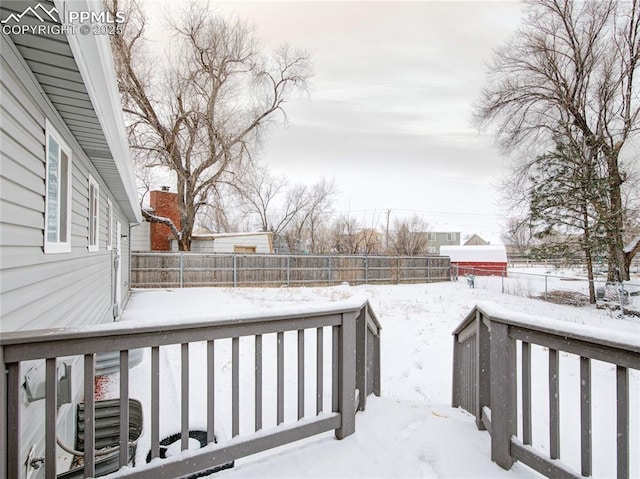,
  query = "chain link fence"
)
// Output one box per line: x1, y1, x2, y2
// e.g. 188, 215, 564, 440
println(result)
454, 265, 640, 317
